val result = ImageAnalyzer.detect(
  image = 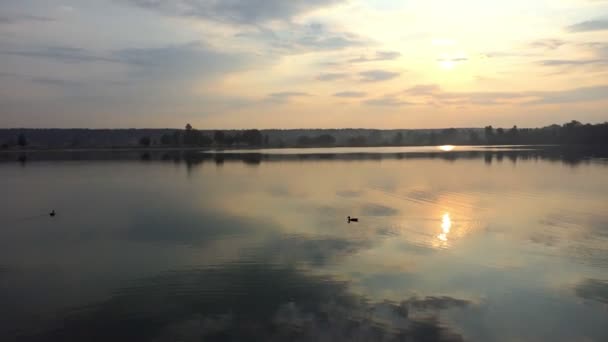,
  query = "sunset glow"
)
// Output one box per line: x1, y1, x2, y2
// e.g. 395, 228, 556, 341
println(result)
1, 1, 607, 128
